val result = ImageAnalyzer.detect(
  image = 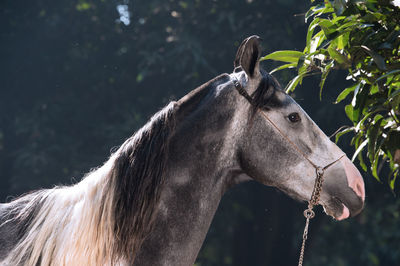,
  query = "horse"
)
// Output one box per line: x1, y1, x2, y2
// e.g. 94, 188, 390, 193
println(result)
0, 35, 365, 266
